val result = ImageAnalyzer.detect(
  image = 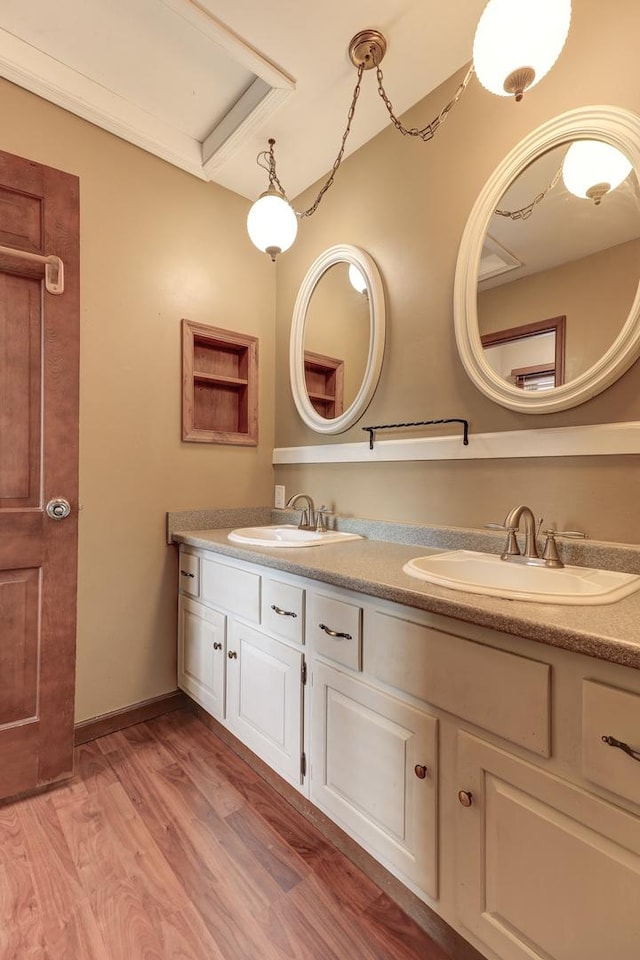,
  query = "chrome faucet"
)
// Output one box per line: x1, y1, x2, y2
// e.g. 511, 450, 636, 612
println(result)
286, 493, 316, 531
502, 504, 542, 564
